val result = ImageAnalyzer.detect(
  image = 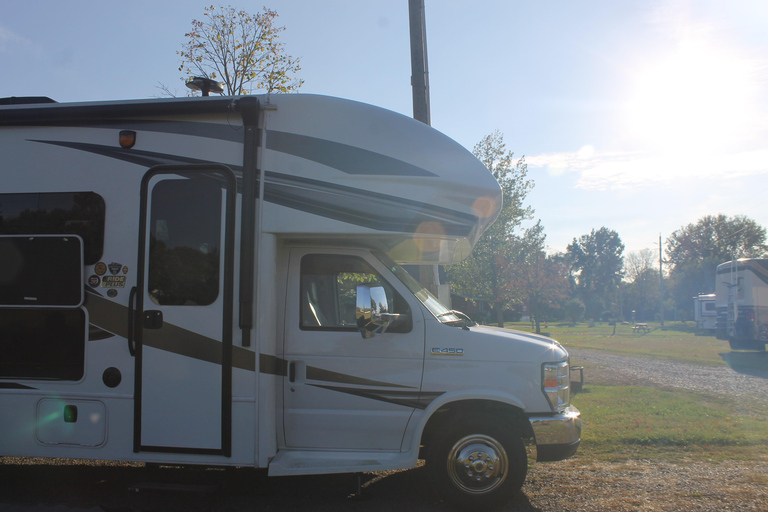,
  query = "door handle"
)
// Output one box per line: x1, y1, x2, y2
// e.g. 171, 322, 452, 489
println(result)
127, 287, 137, 356
289, 361, 296, 383
143, 310, 163, 329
